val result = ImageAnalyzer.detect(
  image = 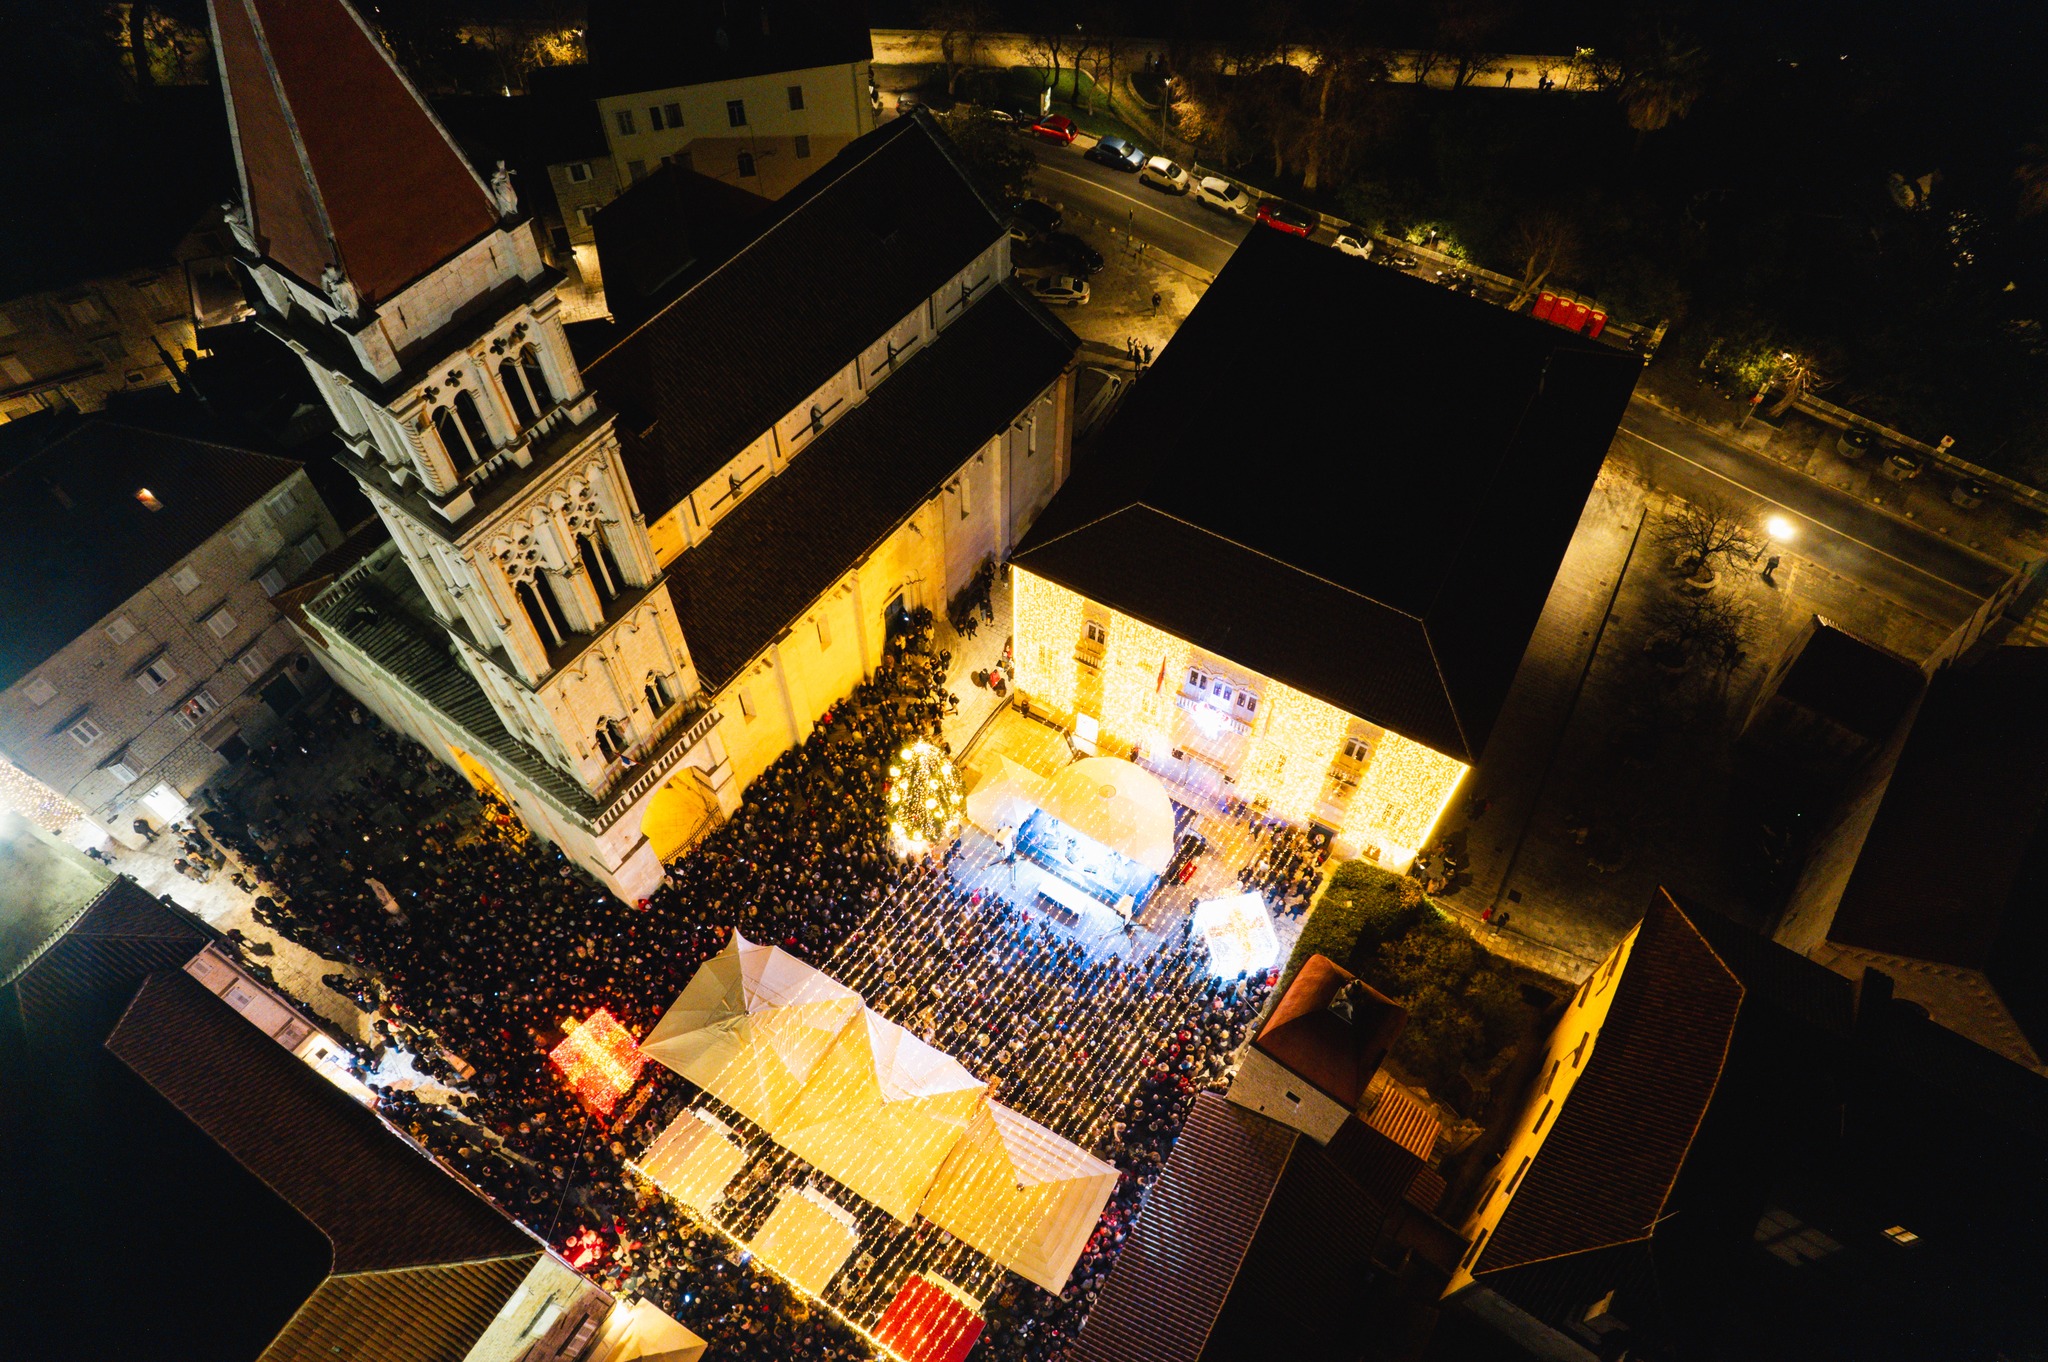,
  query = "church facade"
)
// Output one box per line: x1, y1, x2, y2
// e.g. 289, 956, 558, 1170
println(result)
211, 0, 1076, 899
